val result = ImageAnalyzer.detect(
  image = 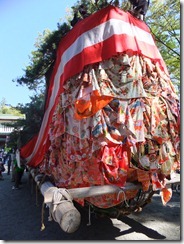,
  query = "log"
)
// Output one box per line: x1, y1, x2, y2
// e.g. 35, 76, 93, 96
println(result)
28, 170, 81, 233
39, 182, 81, 233
29, 167, 180, 233
30, 166, 180, 204
39, 181, 141, 233
42, 182, 142, 204
69, 182, 142, 199
37, 173, 181, 205
51, 199, 81, 233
